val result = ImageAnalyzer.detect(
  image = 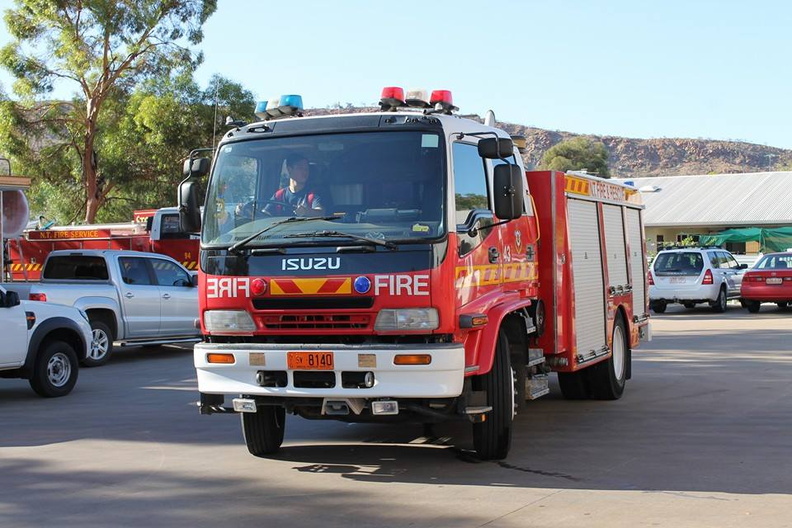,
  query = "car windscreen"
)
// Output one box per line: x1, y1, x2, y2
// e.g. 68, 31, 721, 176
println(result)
43, 256, 109, 280
653, 252, 704, 276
